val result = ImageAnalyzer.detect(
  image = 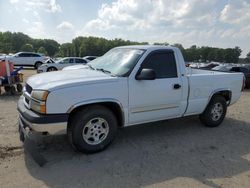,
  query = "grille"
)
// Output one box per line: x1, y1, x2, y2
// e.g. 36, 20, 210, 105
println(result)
26, 84, 33, 94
